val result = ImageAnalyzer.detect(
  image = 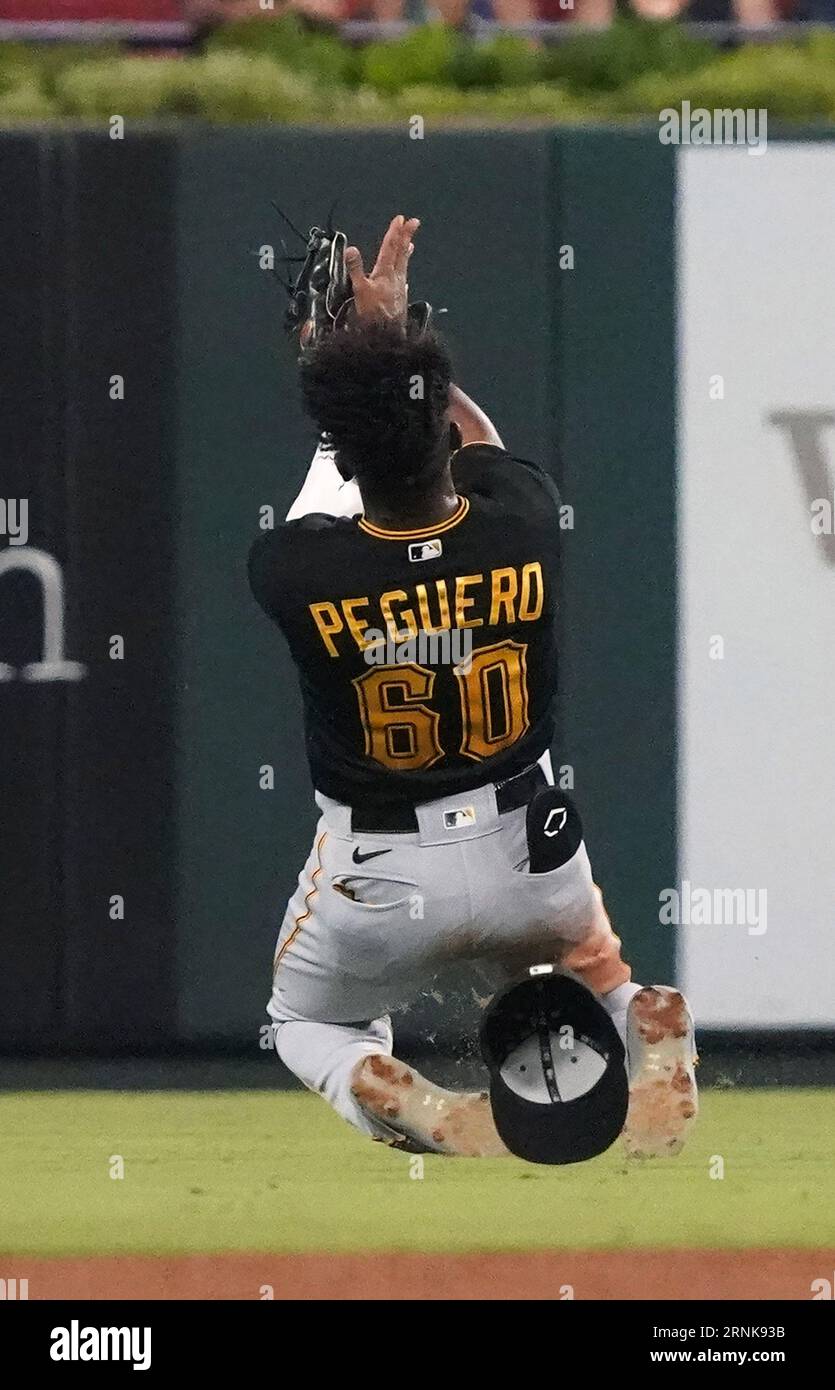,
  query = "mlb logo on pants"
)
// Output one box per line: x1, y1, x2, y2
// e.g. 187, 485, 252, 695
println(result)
443, 805, 476, 830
